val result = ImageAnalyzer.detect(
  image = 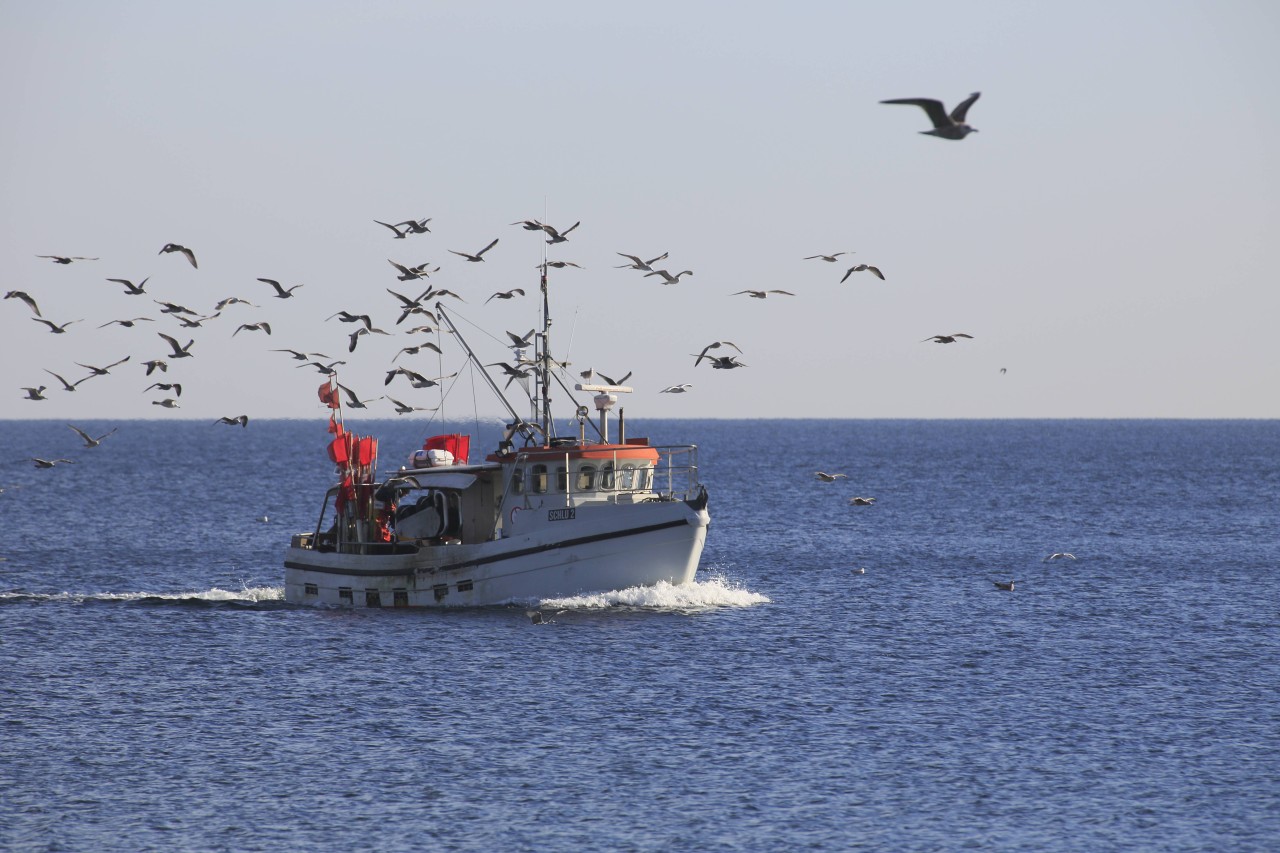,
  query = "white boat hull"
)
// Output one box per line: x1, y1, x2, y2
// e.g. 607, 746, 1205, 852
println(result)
285, 498, 709, 607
